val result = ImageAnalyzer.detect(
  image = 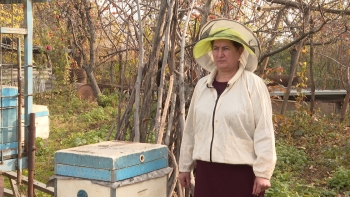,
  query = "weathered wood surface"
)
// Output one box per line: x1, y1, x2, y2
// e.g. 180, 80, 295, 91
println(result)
0, 27, 27, 35
0, 67, 54, 93
0, 175, 3, 197
3, 171, 54, 196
